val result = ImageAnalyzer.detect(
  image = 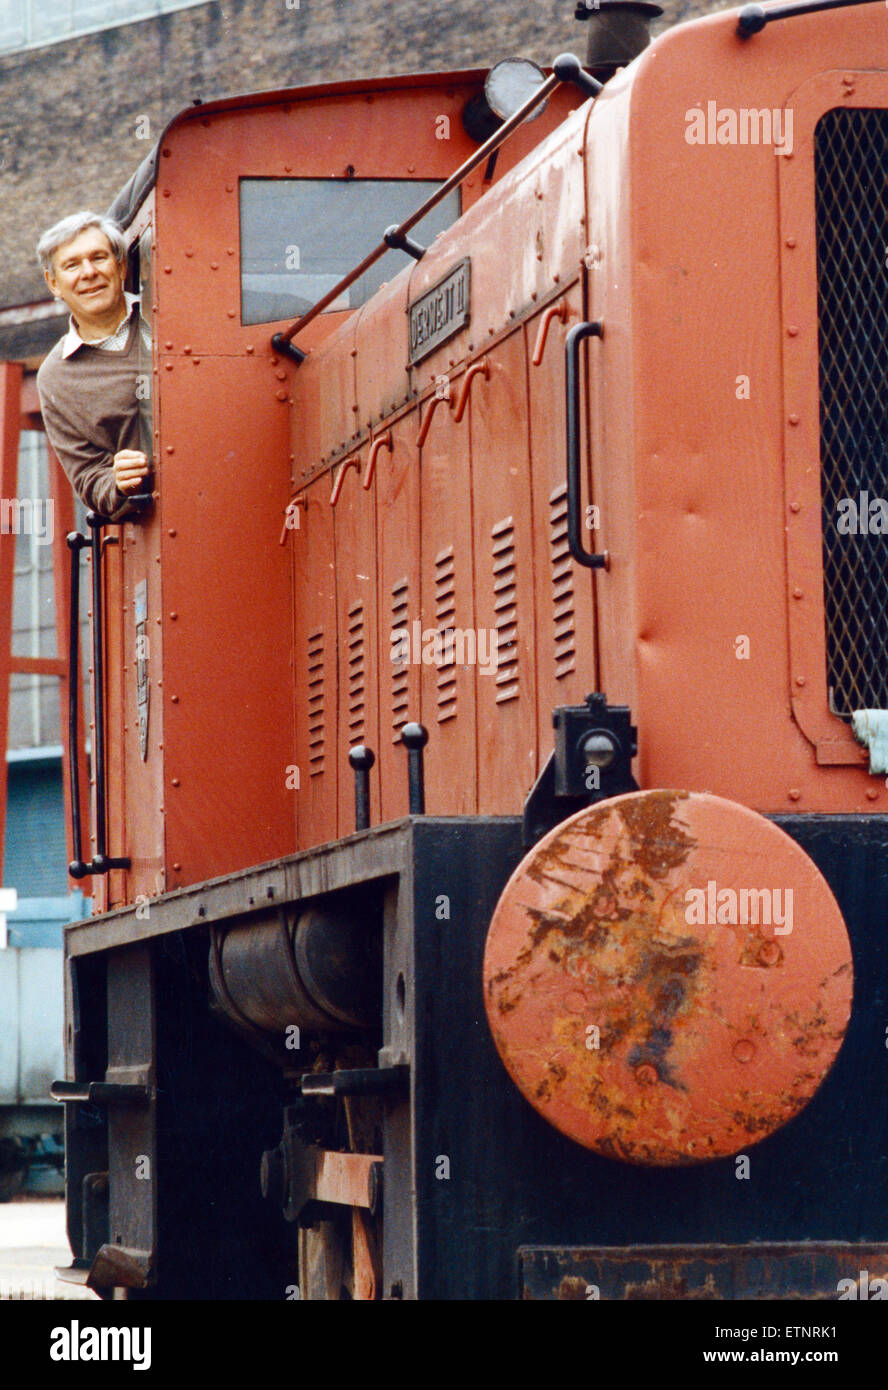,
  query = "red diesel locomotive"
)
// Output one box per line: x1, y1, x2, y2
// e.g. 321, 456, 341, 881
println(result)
45, 0, 888, 1299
